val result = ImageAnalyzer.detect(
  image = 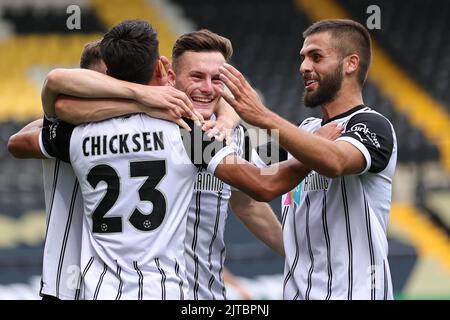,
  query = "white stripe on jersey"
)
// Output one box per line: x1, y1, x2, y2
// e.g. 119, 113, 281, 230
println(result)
281, 107, 396, 300
185, 125, 247, 300
40, 159, 83, 300
66, 114, 234, 300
